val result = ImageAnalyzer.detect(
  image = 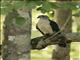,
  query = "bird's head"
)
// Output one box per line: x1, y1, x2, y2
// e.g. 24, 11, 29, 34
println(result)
37, 15, 49, 20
